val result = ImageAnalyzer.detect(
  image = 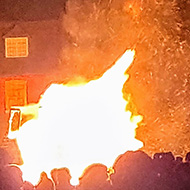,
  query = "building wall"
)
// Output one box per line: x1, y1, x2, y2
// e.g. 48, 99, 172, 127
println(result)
0, 74, 56, 145
0, 19, 66, 146
0, 20, 63, 77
